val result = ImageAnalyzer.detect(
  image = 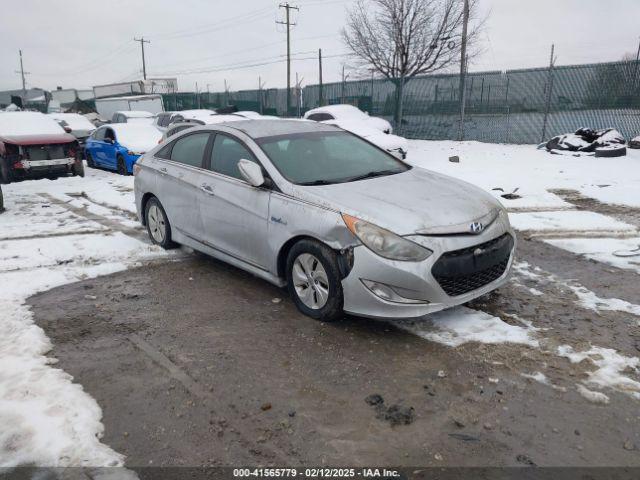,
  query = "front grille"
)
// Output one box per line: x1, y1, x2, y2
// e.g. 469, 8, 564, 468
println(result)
434, 258, 509, 296
432, 233, 513, 297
